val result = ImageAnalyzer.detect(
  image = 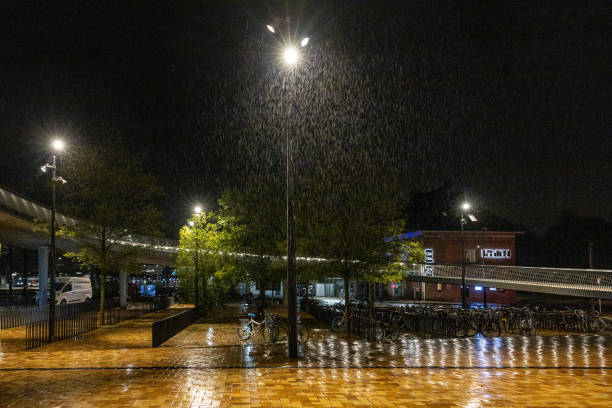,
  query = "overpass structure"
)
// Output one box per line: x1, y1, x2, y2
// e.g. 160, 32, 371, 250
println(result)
2, 185, 611, 300
405, 264, 612, 299
0, 186, 177, 265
